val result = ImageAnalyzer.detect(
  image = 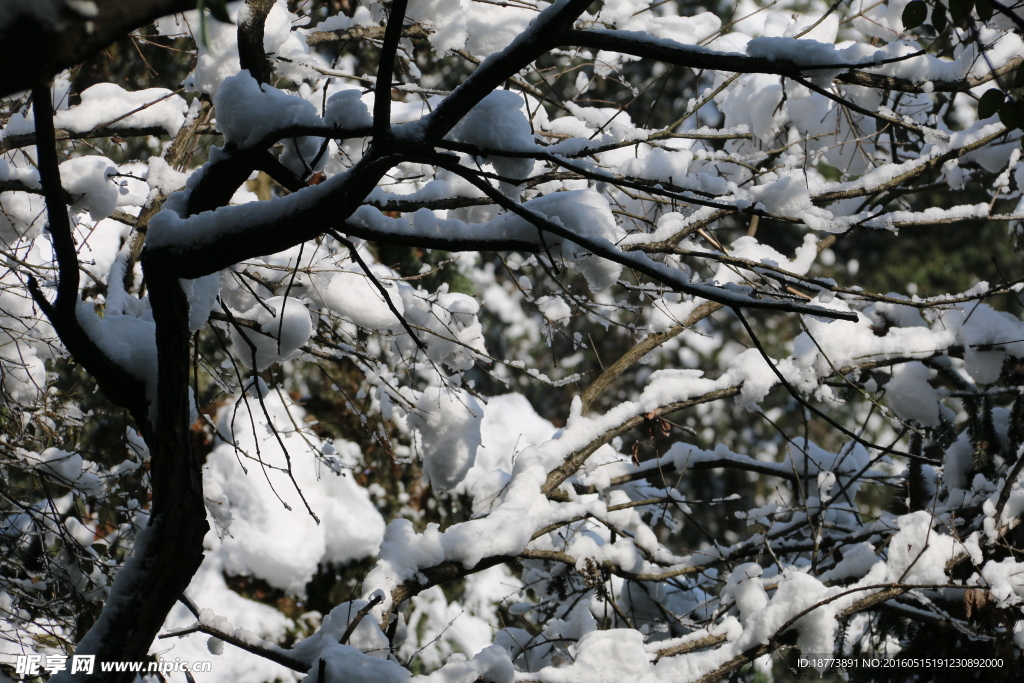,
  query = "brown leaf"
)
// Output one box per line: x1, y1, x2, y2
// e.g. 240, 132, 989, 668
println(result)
964, 587, 992, 622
